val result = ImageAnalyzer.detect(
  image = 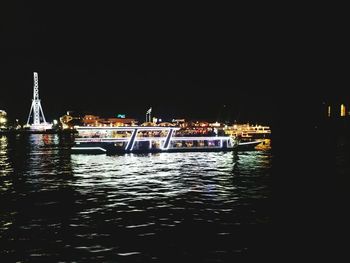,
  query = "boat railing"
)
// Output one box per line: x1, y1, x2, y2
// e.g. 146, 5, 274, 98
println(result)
73, 126, 236, 151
